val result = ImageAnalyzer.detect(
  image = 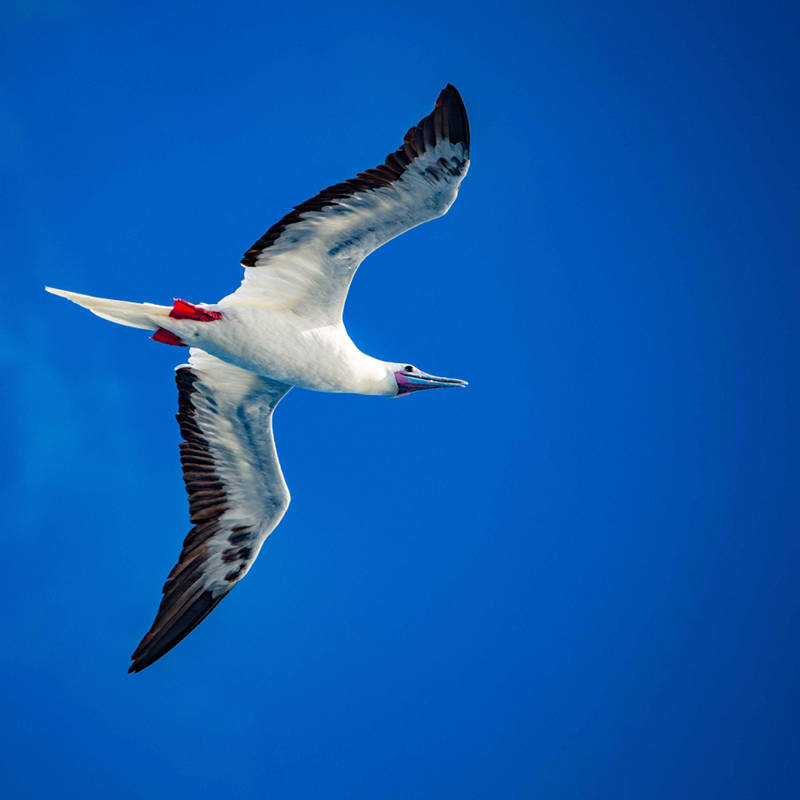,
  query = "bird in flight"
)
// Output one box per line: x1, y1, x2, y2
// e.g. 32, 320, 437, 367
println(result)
46, 84, 470, 673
